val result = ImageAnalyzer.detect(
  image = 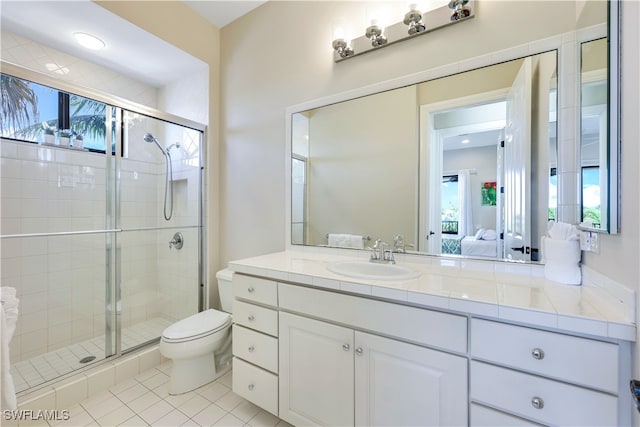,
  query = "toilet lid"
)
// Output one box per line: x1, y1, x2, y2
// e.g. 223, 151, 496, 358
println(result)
162, 309, 231, 342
